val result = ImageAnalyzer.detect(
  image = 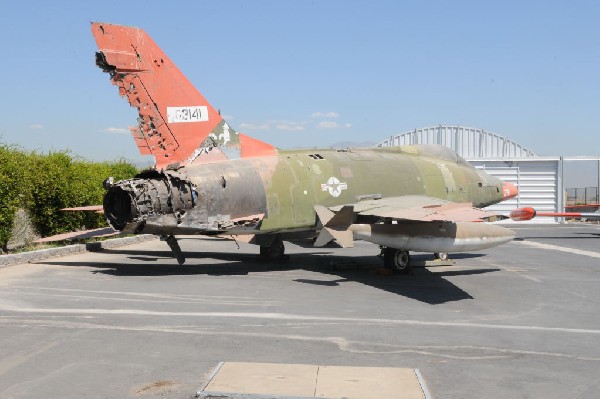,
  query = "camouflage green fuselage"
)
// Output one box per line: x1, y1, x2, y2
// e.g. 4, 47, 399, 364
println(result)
104, 145, 505, 236
257, 146, 502, 231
